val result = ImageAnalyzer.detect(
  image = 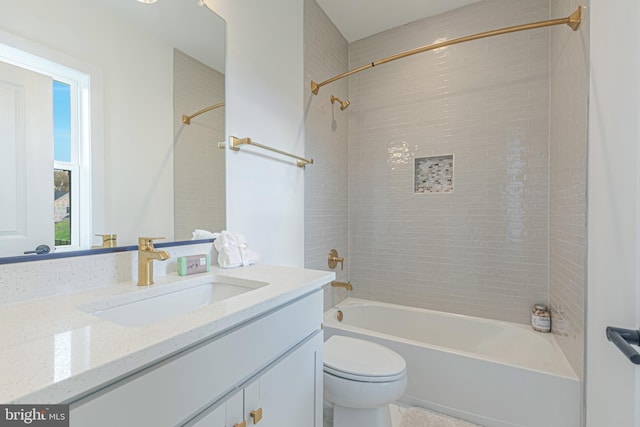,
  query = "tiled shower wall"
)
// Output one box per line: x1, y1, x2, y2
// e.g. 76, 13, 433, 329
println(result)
304, 0, 587, 377
304, 0, 350, 310
549, 0, 588, 380
173, 49, 226, 241
348, 0, 551, 324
